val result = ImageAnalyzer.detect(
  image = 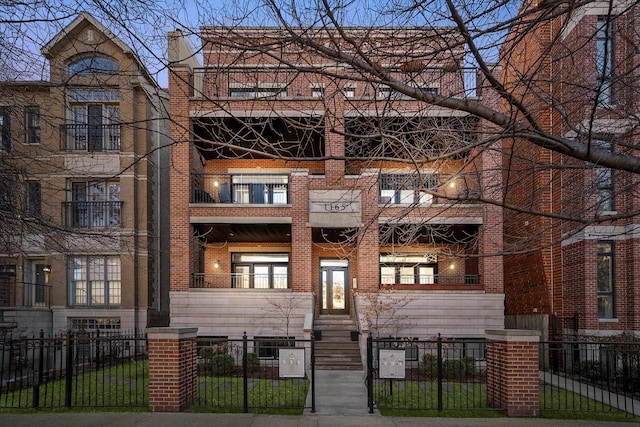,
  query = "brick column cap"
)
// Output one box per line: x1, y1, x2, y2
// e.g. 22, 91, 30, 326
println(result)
147, 327, 198, 340
486, 329, 540, 342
